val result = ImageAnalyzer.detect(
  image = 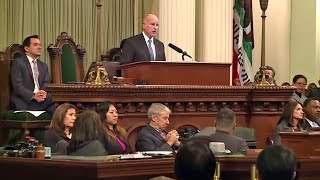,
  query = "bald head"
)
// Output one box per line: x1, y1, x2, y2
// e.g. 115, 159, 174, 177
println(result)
143, 14, 159, 38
